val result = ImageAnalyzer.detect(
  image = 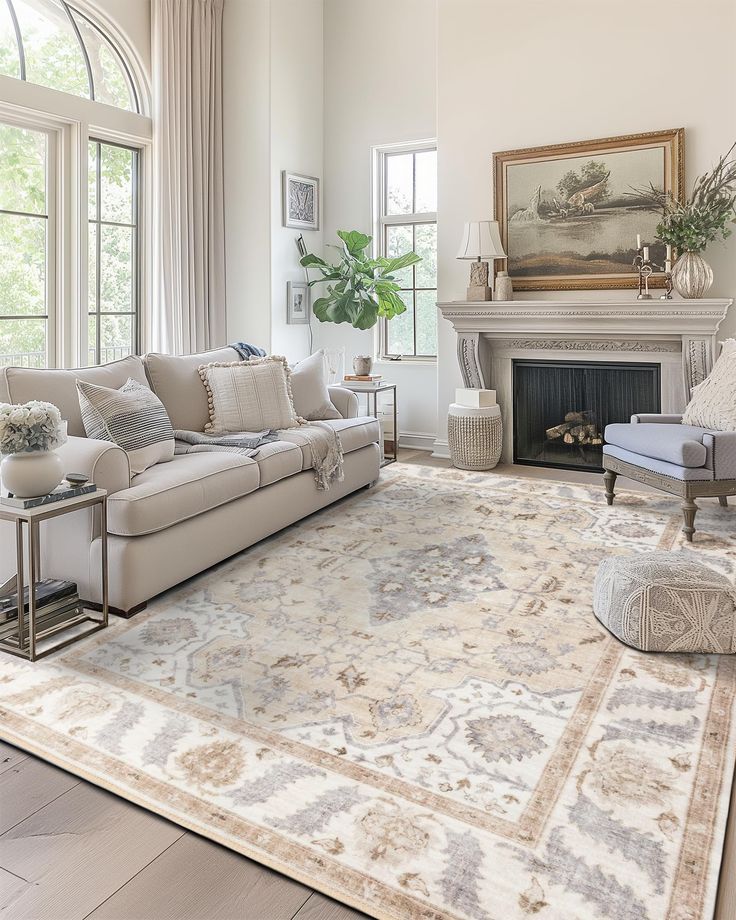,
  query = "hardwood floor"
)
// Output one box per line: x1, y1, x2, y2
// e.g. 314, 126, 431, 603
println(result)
0, 740, 367, 920
0, 451, 733, 919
